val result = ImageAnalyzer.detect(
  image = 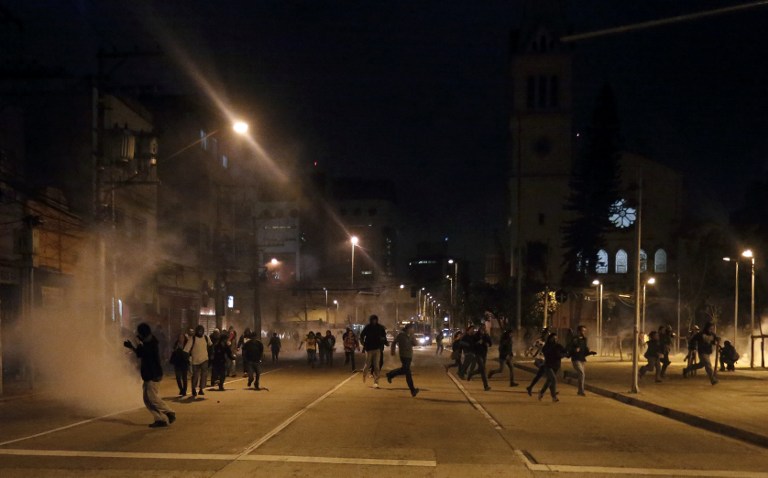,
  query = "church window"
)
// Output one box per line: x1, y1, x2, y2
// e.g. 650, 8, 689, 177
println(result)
616, 249, 628, 274
596, 249, 609, 274
655, 249, 668, 273
640, 249, 648, 272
